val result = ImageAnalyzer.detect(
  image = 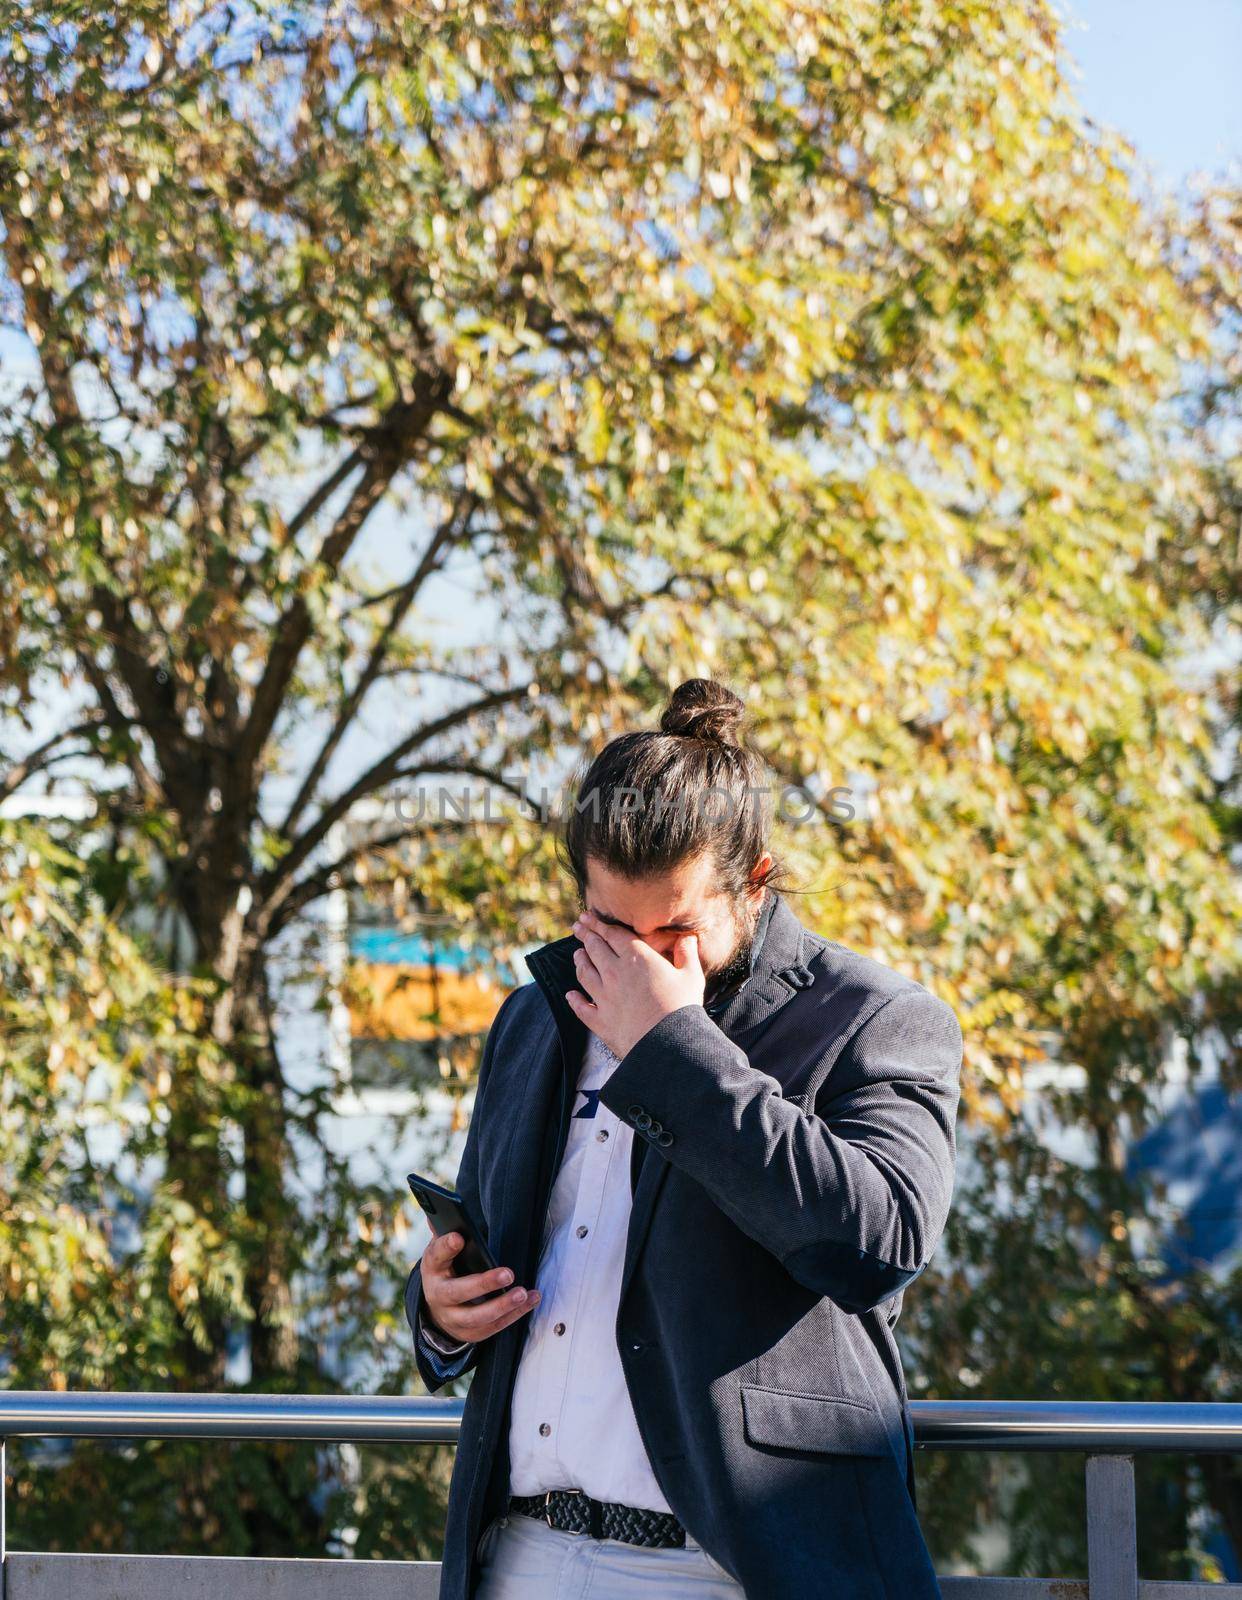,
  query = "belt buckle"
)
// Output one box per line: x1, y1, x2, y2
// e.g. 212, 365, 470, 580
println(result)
546, 1487, 586, 1535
